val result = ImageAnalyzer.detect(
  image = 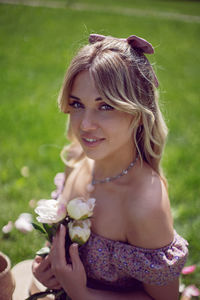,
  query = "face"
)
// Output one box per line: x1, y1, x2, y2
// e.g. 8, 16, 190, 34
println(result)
68, 70, 134, 162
